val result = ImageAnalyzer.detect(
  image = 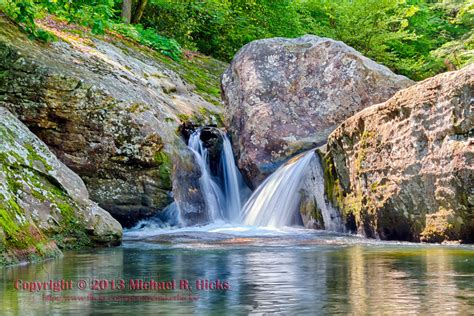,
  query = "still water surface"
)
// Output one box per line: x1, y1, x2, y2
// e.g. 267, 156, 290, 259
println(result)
1, 227, 473, 315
